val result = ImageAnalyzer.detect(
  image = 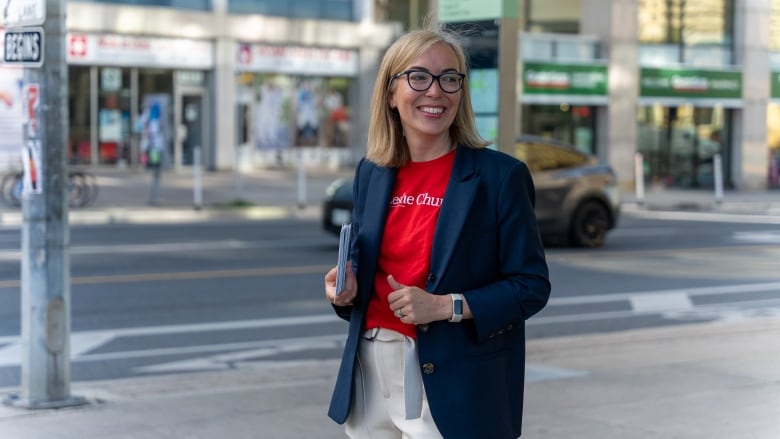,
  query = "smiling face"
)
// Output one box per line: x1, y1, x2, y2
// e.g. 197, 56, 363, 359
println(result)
388, 42, 462, 159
